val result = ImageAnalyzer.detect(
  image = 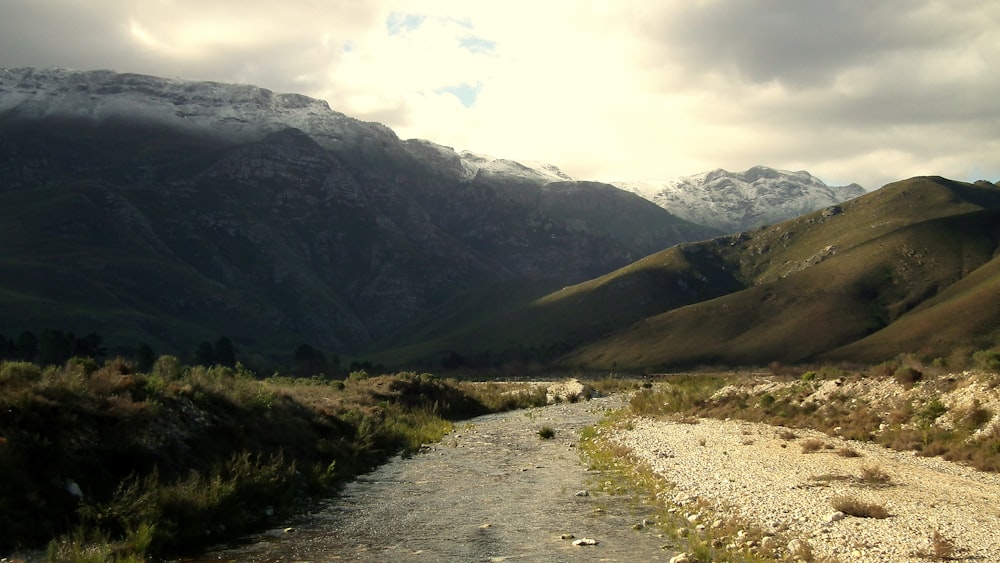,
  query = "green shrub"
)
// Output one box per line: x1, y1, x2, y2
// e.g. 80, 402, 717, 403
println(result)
973, 349, 1000, 372
538, 426, 556, 439
893, 366, 923, 388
